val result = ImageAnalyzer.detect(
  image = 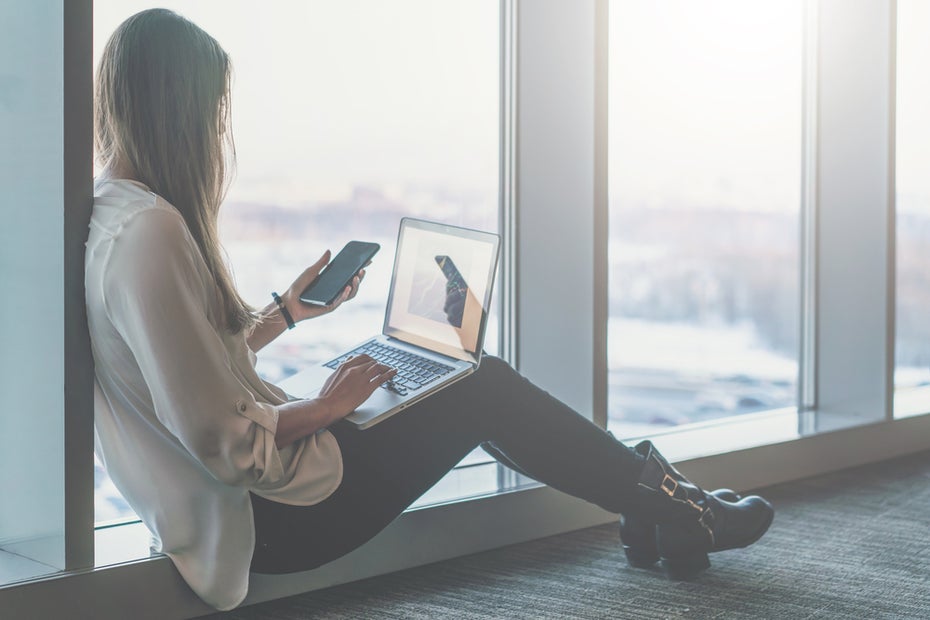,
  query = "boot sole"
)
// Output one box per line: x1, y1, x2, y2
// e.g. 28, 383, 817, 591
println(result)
661, 552, 711, 580
623, 546, 659, 568
661, 505, 775, 580
622, 490, 742, 571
